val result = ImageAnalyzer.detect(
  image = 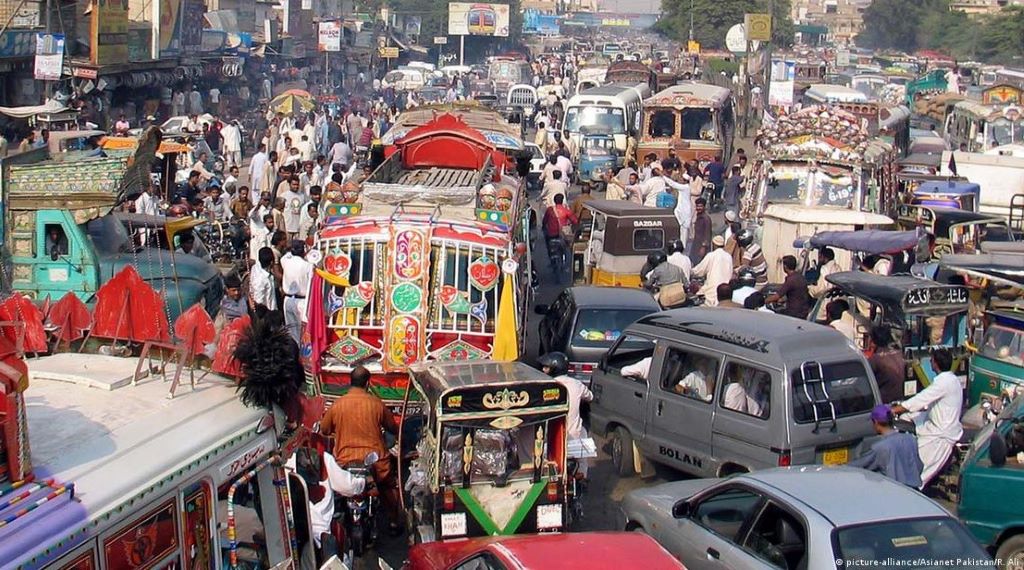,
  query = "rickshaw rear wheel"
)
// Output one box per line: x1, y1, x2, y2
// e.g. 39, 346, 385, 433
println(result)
611, 426, 636, 477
